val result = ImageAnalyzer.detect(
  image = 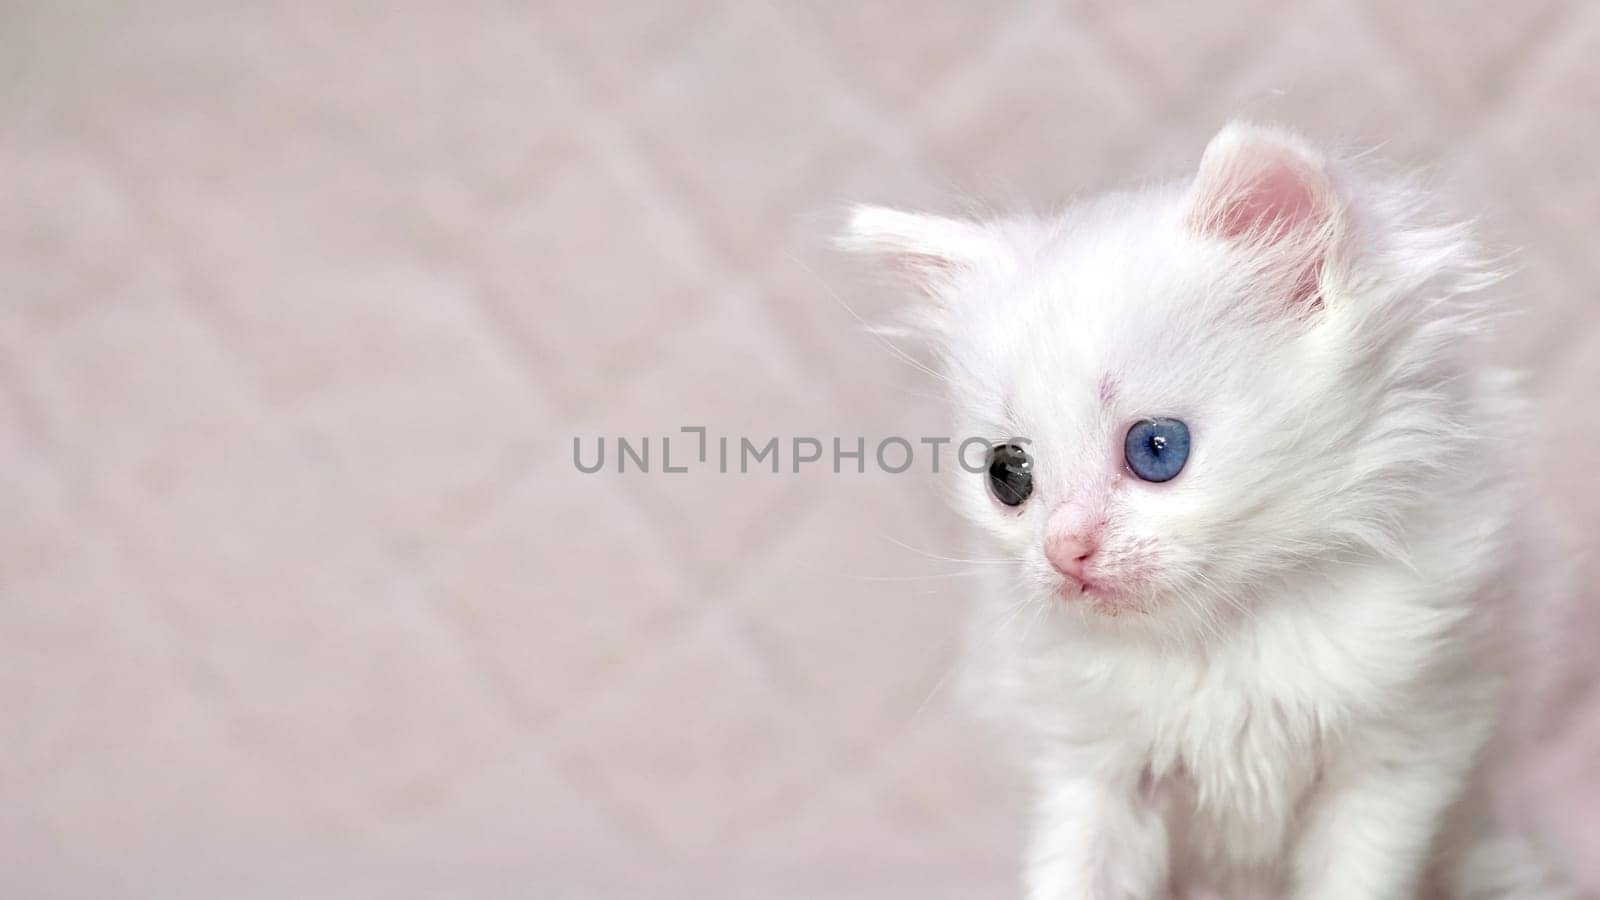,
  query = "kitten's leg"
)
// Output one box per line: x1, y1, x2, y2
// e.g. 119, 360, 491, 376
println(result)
1446, 832, 1575, 900
1025, 776, 1170, 900
1289, 749, 1469, 900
